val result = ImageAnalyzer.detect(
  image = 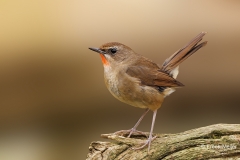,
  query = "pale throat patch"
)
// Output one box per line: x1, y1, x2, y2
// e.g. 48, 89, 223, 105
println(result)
103, 64, 111, 73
